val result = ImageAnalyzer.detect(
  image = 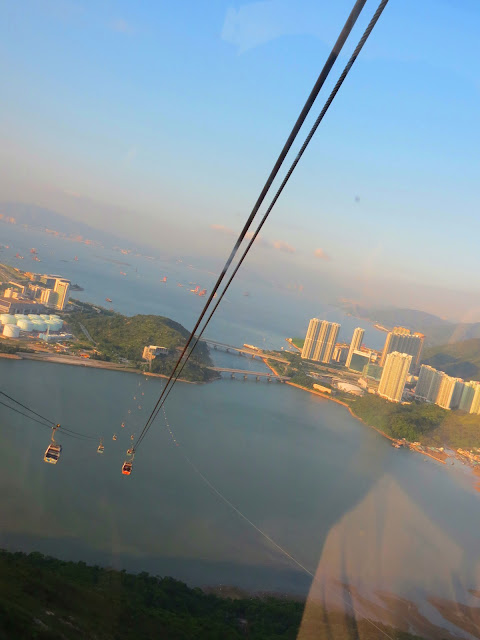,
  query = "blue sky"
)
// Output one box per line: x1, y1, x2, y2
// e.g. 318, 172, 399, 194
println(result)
1, 0, 480, 318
